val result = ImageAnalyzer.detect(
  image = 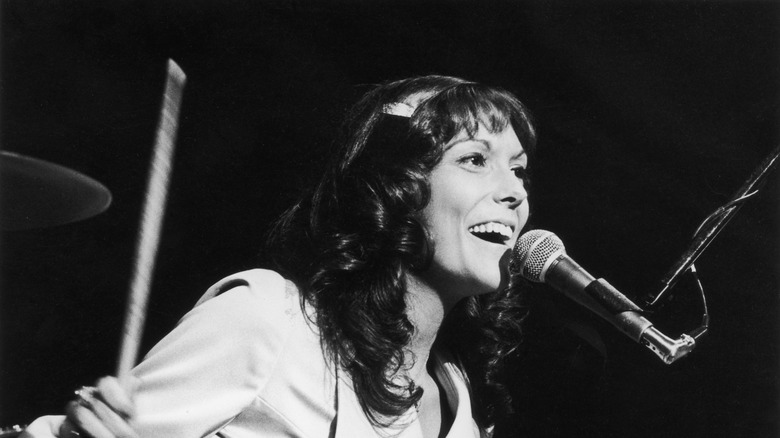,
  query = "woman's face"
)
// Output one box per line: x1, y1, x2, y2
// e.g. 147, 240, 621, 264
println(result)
415, 123, 529, 304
